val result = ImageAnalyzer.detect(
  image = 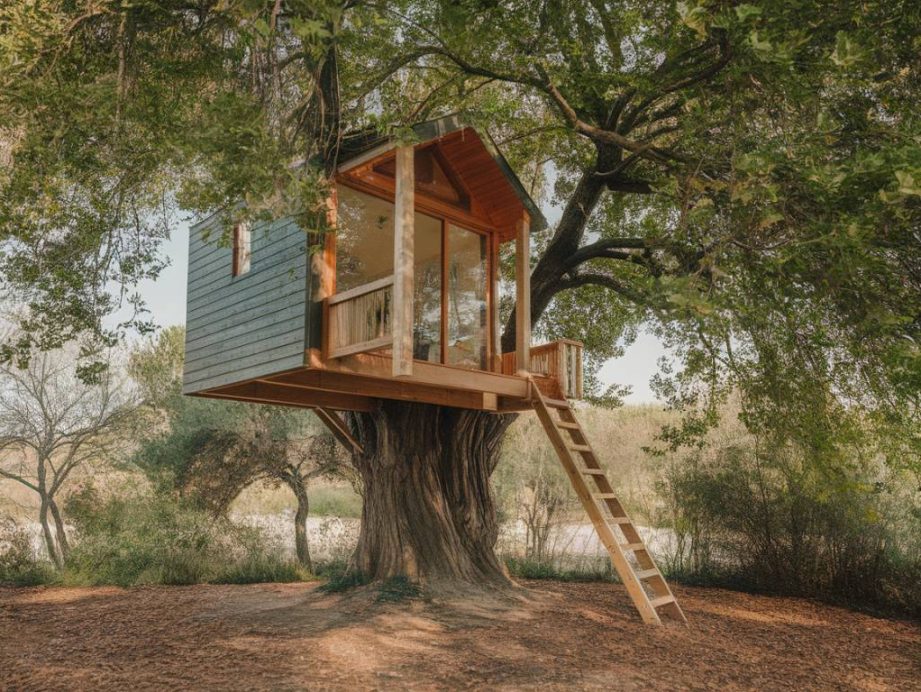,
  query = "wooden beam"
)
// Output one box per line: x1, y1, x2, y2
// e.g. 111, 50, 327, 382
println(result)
314, 407, 363, 454
392, 145, 415, 377
200, 381, 375, 412
270, 368, 501, 410
515, 212, 531, 373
